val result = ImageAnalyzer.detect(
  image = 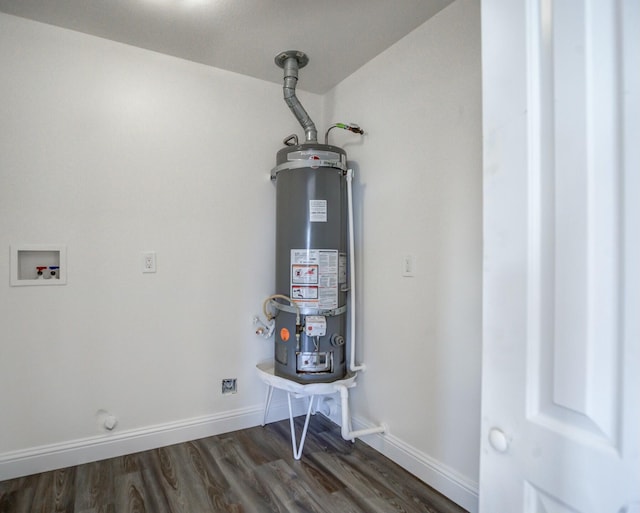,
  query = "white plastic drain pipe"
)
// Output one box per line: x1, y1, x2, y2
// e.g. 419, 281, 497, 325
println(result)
337, 383, 385, 441
342, 171, 385, 440
346, 169, 365, 373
